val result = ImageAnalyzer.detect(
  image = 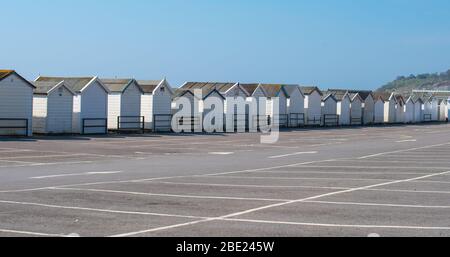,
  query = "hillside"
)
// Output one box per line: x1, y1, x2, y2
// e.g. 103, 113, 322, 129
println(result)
378, 69, 450, 93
